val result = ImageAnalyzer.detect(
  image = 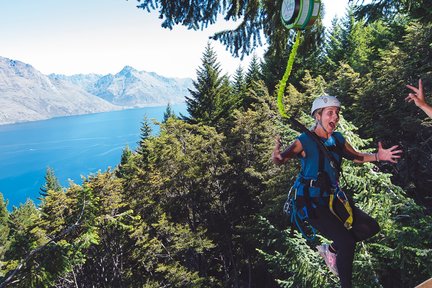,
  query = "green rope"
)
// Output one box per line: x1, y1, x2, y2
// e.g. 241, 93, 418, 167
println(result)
277, 30, 302, 118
